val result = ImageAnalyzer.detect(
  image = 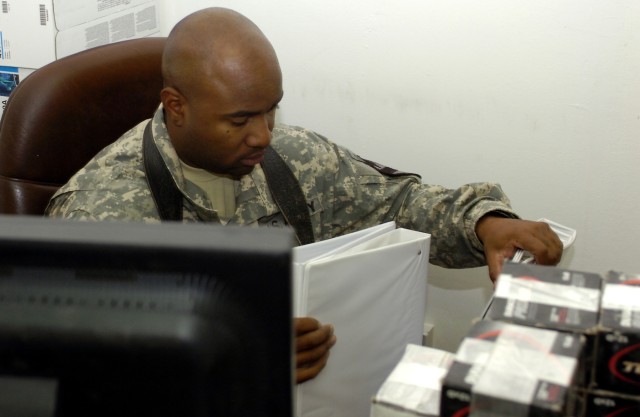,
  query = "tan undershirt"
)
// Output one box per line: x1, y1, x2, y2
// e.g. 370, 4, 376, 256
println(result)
179, 160, 237, 223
